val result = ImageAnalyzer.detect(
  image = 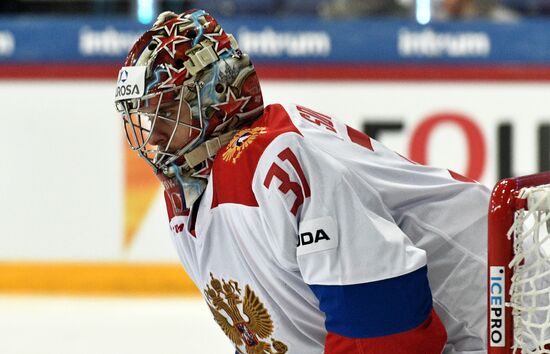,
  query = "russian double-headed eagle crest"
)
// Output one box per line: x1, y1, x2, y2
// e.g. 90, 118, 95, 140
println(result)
204, 273, 288, 354
222, 127, 267, 164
